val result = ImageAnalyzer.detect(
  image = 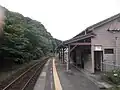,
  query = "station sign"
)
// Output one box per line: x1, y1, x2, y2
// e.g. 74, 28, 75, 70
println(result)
94, 45, 102, 51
